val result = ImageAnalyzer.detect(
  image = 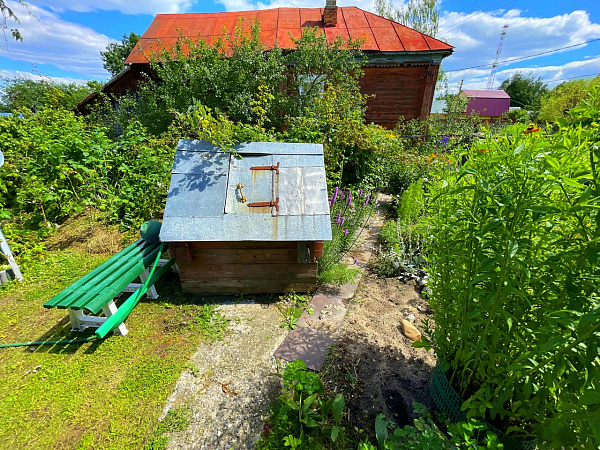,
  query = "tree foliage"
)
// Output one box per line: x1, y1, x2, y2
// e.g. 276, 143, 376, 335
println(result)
539, 76, 600, 121
0, 0, 26, 41
374, 0, 439, 37
498, 72, 548, 111
0, 77, 97, 112
100, 32, 140, 77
